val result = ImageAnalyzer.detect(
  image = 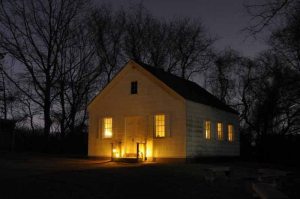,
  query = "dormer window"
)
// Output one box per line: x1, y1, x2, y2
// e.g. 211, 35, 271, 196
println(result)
131, 81, 138, 94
